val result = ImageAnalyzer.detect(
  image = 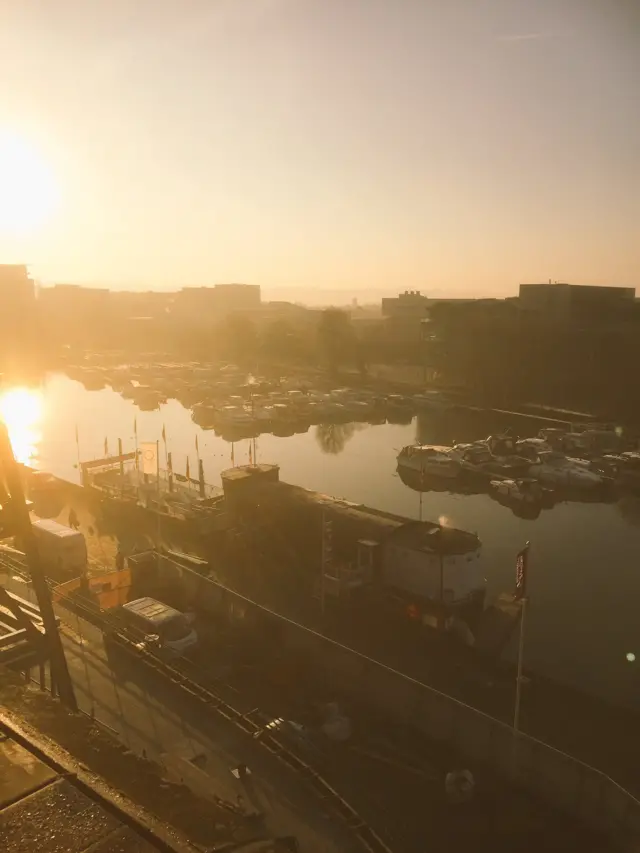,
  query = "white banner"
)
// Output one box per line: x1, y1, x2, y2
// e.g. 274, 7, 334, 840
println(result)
141, 442, 158, 476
